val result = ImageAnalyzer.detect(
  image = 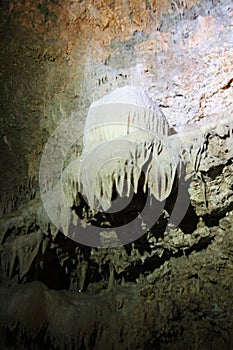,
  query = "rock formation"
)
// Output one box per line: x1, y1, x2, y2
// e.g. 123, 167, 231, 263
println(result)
0, 0, 233, 349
